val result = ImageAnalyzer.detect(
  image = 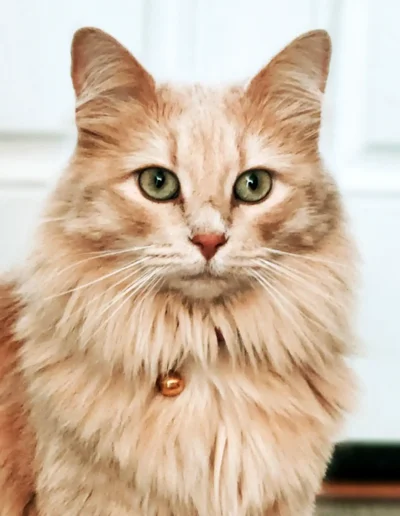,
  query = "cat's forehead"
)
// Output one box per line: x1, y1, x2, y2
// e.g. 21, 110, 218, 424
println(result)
161, 85, 244, 172
130, 84, 277, 188
157, 83, 244, 119
156, 84, 245, 147
121, 83, 288, 197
